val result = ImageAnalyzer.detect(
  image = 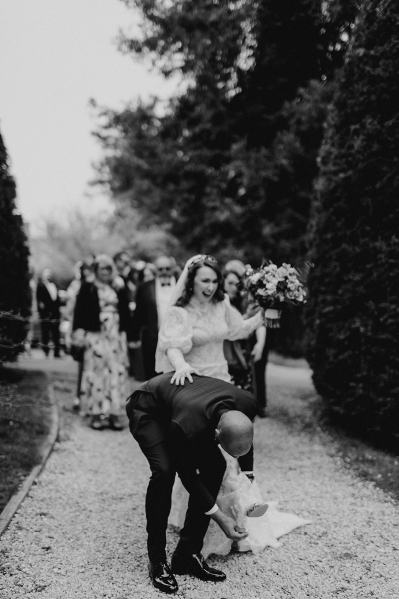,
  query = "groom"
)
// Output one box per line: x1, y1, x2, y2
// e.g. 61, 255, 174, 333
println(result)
126, 373, 257, 594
